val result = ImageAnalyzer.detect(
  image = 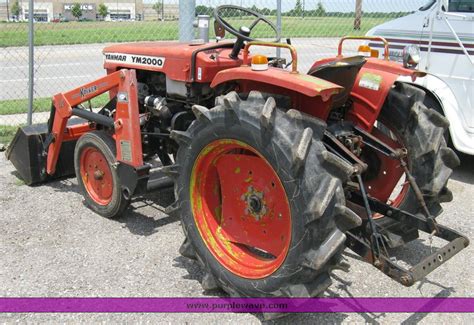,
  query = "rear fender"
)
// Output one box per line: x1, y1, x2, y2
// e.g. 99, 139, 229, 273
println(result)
345, 58, 426, 131
211, 66, 344, 119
